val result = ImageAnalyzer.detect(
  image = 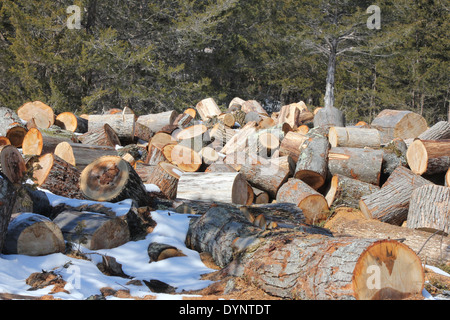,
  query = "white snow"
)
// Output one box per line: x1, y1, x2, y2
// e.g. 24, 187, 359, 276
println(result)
144, 183, 161, 193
